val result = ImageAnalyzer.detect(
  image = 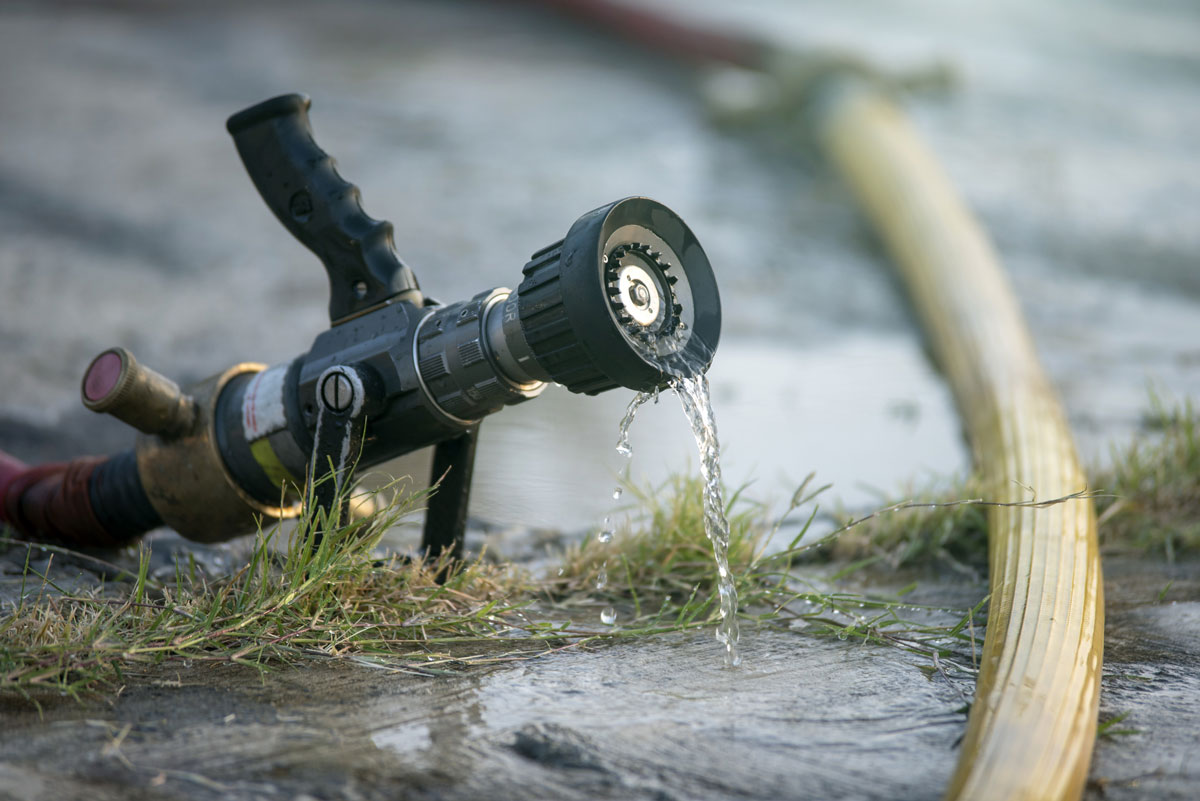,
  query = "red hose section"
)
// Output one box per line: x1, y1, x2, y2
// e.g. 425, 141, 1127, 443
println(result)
0, 450, 27, 500
529, 0, 767, 69
0, 452, 124, 548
